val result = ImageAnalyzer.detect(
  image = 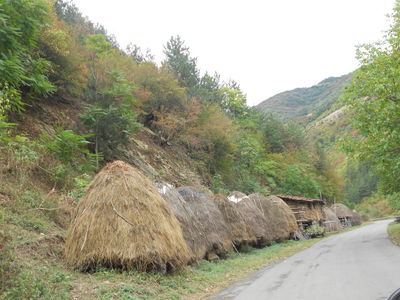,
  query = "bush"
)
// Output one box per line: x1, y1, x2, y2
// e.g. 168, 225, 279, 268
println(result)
41, 128, 100, 172
304, 225, 325, 238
